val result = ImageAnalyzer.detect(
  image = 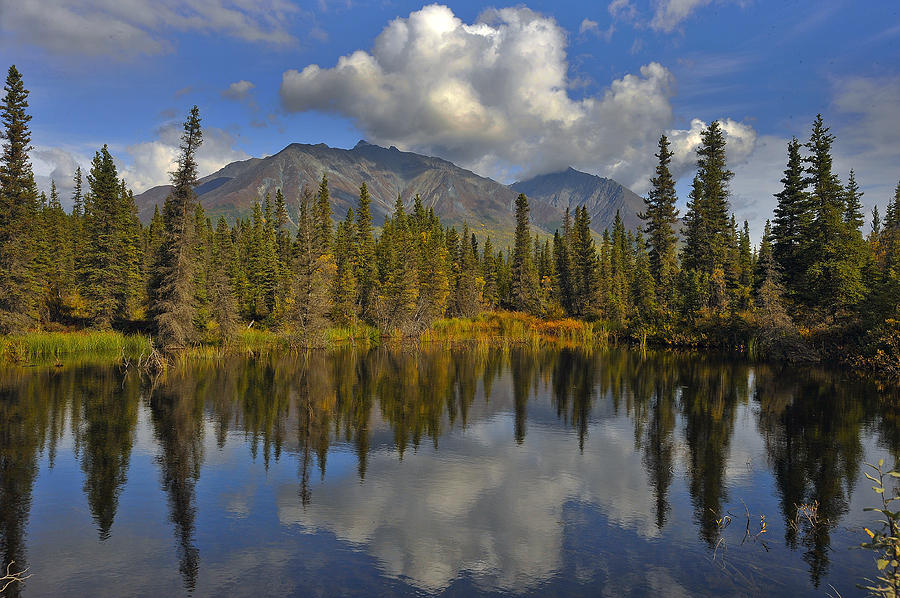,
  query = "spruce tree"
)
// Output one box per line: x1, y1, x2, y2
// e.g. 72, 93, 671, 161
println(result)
354, 183, 378, 321
681, 121, 735, 311
0, 65, 40, 331
454, 222, 480, 317
771, 137, 812, 300
480, 236, 497, 310
511, 193, 539, 313
639, 134, 679, 301
208, 216, 238, 337
803, 115, 866, 316
571, 207, 598, 317
417, 217, 449, 324
294, 186, 334, 340
149, 106, 203, 348
844, 169, 864, 231
331, 208, 357, 326
118, 180, 145, 320
84, 146, 124, 327
314, 174, 332, 255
